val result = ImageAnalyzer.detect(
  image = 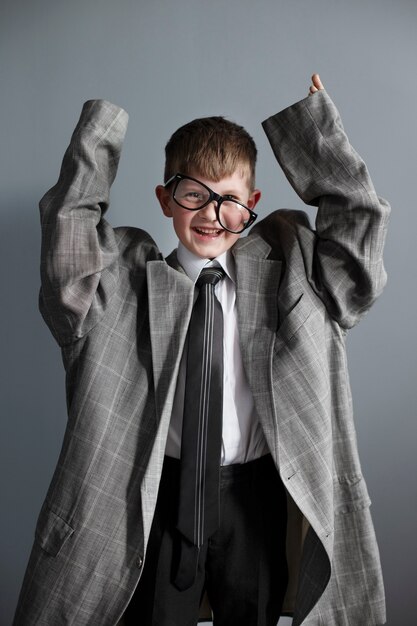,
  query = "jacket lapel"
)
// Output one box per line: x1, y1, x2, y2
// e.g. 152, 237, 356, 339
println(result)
140, 255, 195, 540
233, 235, 283, 456
146, 256, 194, 431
